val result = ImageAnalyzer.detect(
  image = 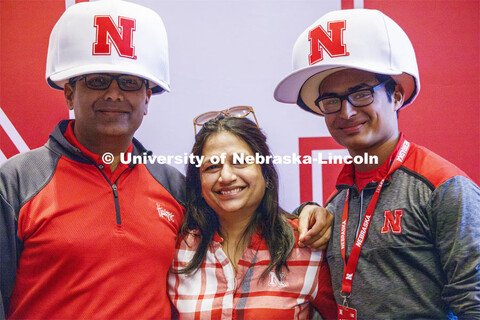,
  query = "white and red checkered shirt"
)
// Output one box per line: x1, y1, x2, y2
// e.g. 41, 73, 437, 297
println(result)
168, 220, 337, 319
